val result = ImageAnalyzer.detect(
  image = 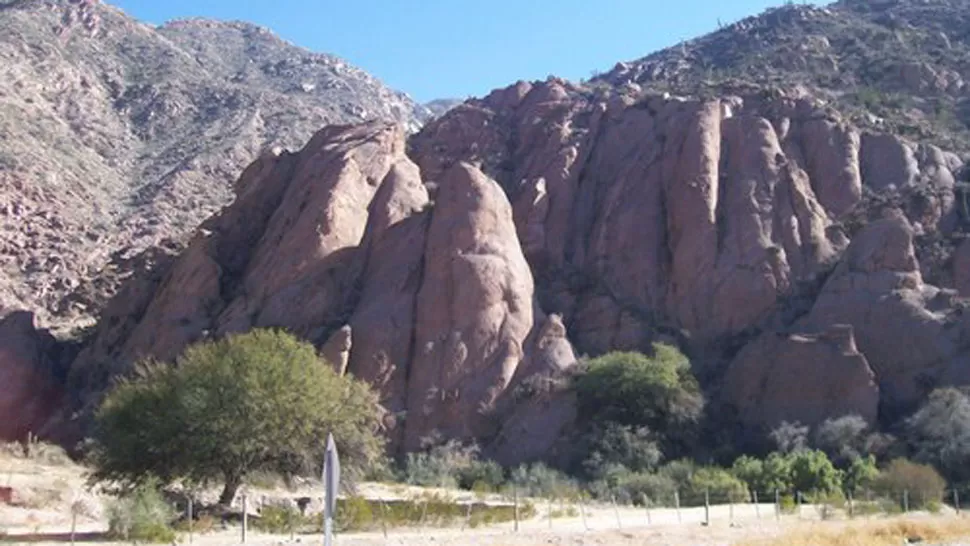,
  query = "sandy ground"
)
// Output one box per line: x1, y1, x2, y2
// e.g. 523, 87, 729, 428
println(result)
2, 448, 968, 546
